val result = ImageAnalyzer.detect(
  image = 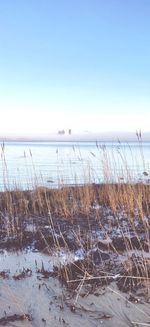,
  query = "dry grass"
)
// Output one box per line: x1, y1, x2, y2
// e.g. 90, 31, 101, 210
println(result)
0, 182, 149, 219
0, 138, 150, 290
0, 135, 149, 221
